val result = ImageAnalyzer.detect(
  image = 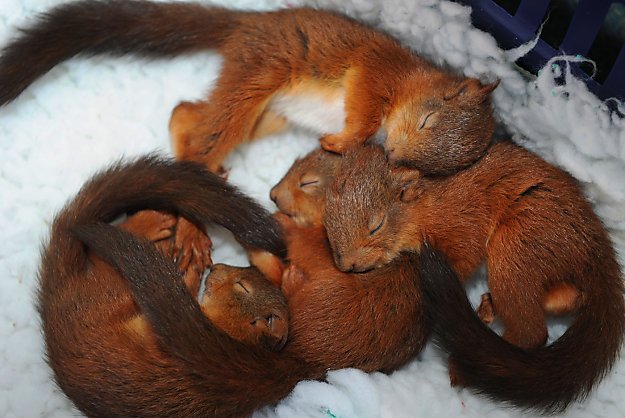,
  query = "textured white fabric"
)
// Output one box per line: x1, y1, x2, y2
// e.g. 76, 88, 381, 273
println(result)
0, 1, 623, 417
